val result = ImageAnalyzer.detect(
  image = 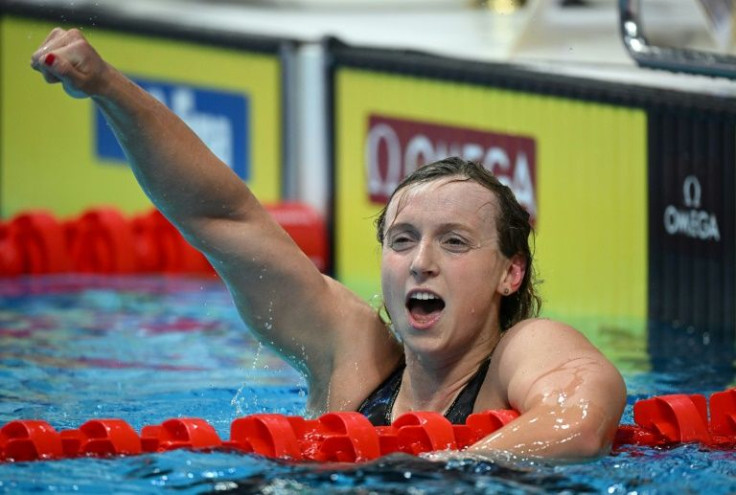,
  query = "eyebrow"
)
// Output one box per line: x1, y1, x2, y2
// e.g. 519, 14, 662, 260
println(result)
385, 222, 476, 236
384, 222, 416, 237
